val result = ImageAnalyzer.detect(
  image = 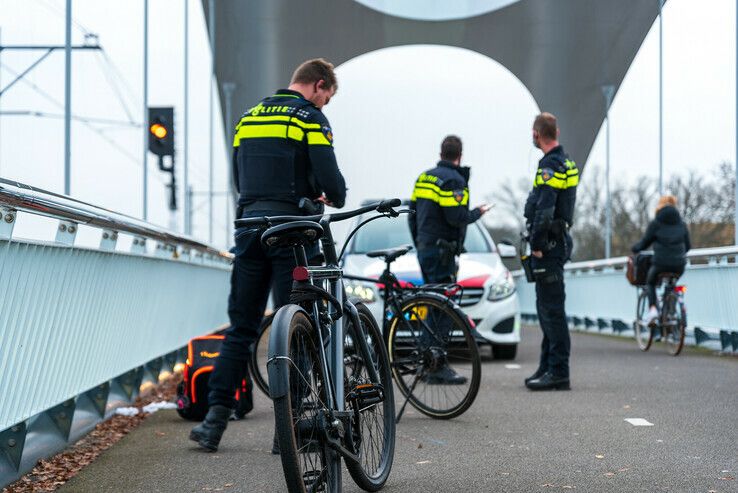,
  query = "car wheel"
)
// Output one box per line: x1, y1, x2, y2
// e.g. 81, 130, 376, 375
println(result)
492, 344, 517, 360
